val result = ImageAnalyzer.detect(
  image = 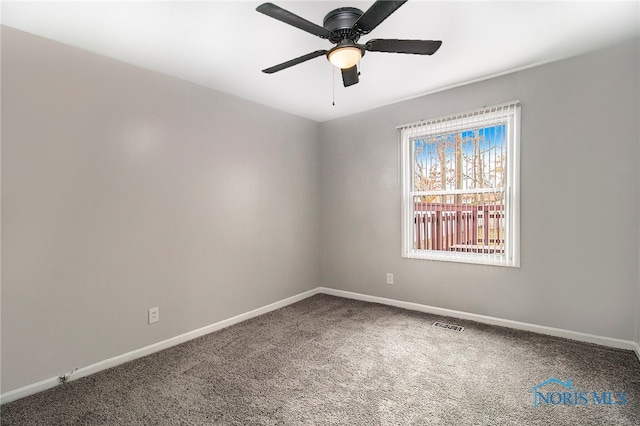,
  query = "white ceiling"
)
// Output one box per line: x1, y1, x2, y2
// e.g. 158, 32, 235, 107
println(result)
2, 1, 639, 122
